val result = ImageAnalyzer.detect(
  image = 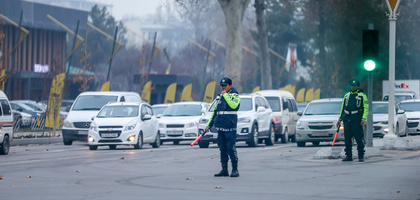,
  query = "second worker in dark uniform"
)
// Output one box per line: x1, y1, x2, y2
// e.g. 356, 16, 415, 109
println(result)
205, 77, 241, 177
336, 79, 368, 162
